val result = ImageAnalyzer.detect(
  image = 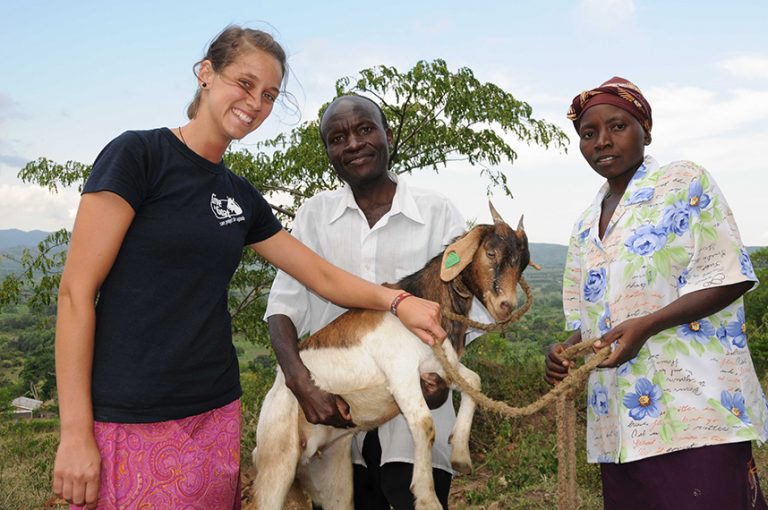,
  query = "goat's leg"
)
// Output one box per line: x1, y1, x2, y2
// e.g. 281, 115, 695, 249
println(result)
299, 434, 354, 510
252, 377, 302, 510
436, 341, 479, 474
449, 363, 480, 474
389, 376, 442, 510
